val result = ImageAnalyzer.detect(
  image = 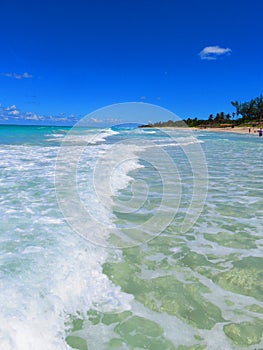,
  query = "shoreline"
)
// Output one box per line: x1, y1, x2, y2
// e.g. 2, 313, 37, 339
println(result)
196, 126, 258, 135
152, 126, 260, 135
